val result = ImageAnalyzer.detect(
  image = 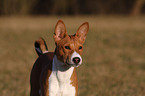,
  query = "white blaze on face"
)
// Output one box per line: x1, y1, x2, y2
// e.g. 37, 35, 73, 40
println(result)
69, 51, 82, 66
